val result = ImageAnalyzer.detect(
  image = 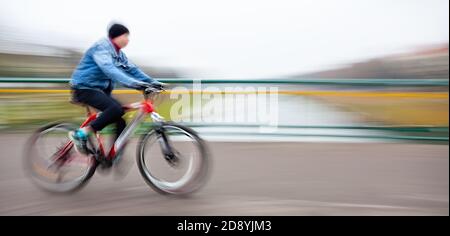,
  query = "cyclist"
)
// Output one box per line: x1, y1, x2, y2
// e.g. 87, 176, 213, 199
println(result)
69, 22, 163, 155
